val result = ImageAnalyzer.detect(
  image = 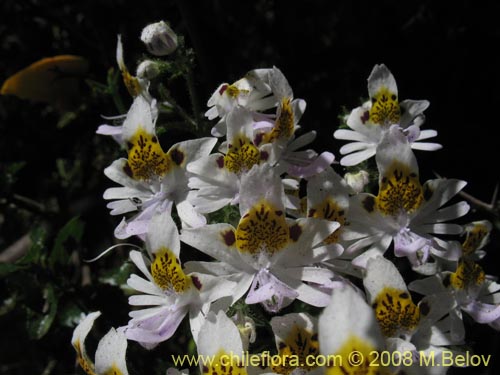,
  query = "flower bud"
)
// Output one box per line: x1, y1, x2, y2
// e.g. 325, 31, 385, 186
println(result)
344, 170, 370, 193
140, 21, 178, 56
136, 60, 161, 80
